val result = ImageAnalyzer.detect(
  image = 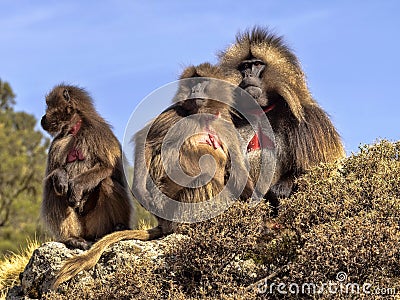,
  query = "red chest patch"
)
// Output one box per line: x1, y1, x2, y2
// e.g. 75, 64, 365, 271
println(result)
247, 131, 274, 152
67, 147, 85, 163
246, 103, 276, 152
66, 119, 85, 163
